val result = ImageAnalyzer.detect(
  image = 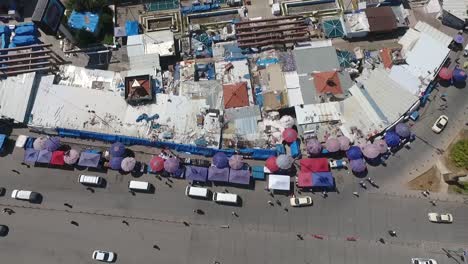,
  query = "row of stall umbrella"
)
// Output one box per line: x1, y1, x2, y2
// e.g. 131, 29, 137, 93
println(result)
439, 67, 467, 82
